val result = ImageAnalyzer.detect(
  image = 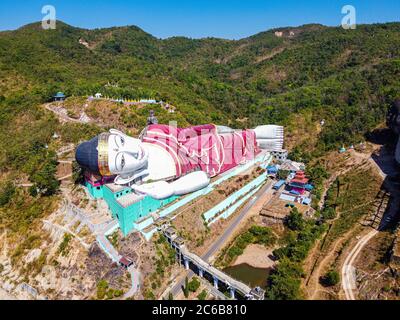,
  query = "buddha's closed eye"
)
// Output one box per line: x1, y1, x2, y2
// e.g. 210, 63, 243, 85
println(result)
114, 135, 125, 148
121, 154, 125, 169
